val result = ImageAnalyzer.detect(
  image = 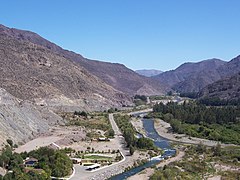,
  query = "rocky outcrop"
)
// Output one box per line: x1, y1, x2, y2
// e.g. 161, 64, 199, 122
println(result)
0, 88, 63, 146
